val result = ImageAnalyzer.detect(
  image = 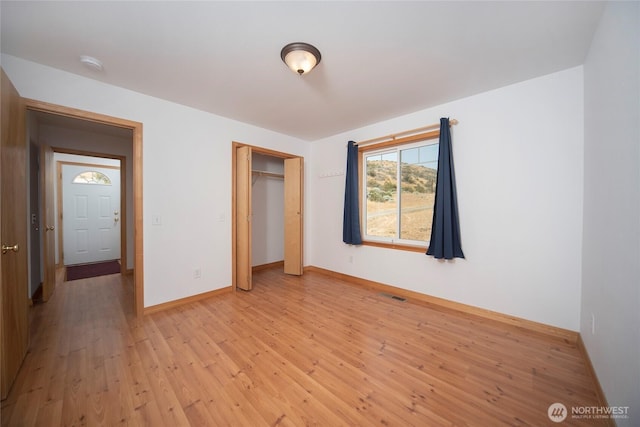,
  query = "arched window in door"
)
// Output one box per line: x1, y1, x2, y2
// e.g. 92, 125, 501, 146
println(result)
72, 171, 112, 185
